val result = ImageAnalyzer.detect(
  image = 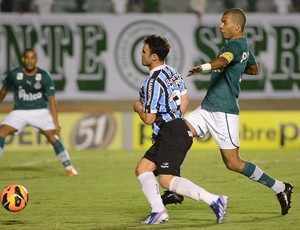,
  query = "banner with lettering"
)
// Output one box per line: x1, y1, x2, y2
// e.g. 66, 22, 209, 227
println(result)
1, 111, 299, 151
133, 111, 300, 150
0, 13, 299, 100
